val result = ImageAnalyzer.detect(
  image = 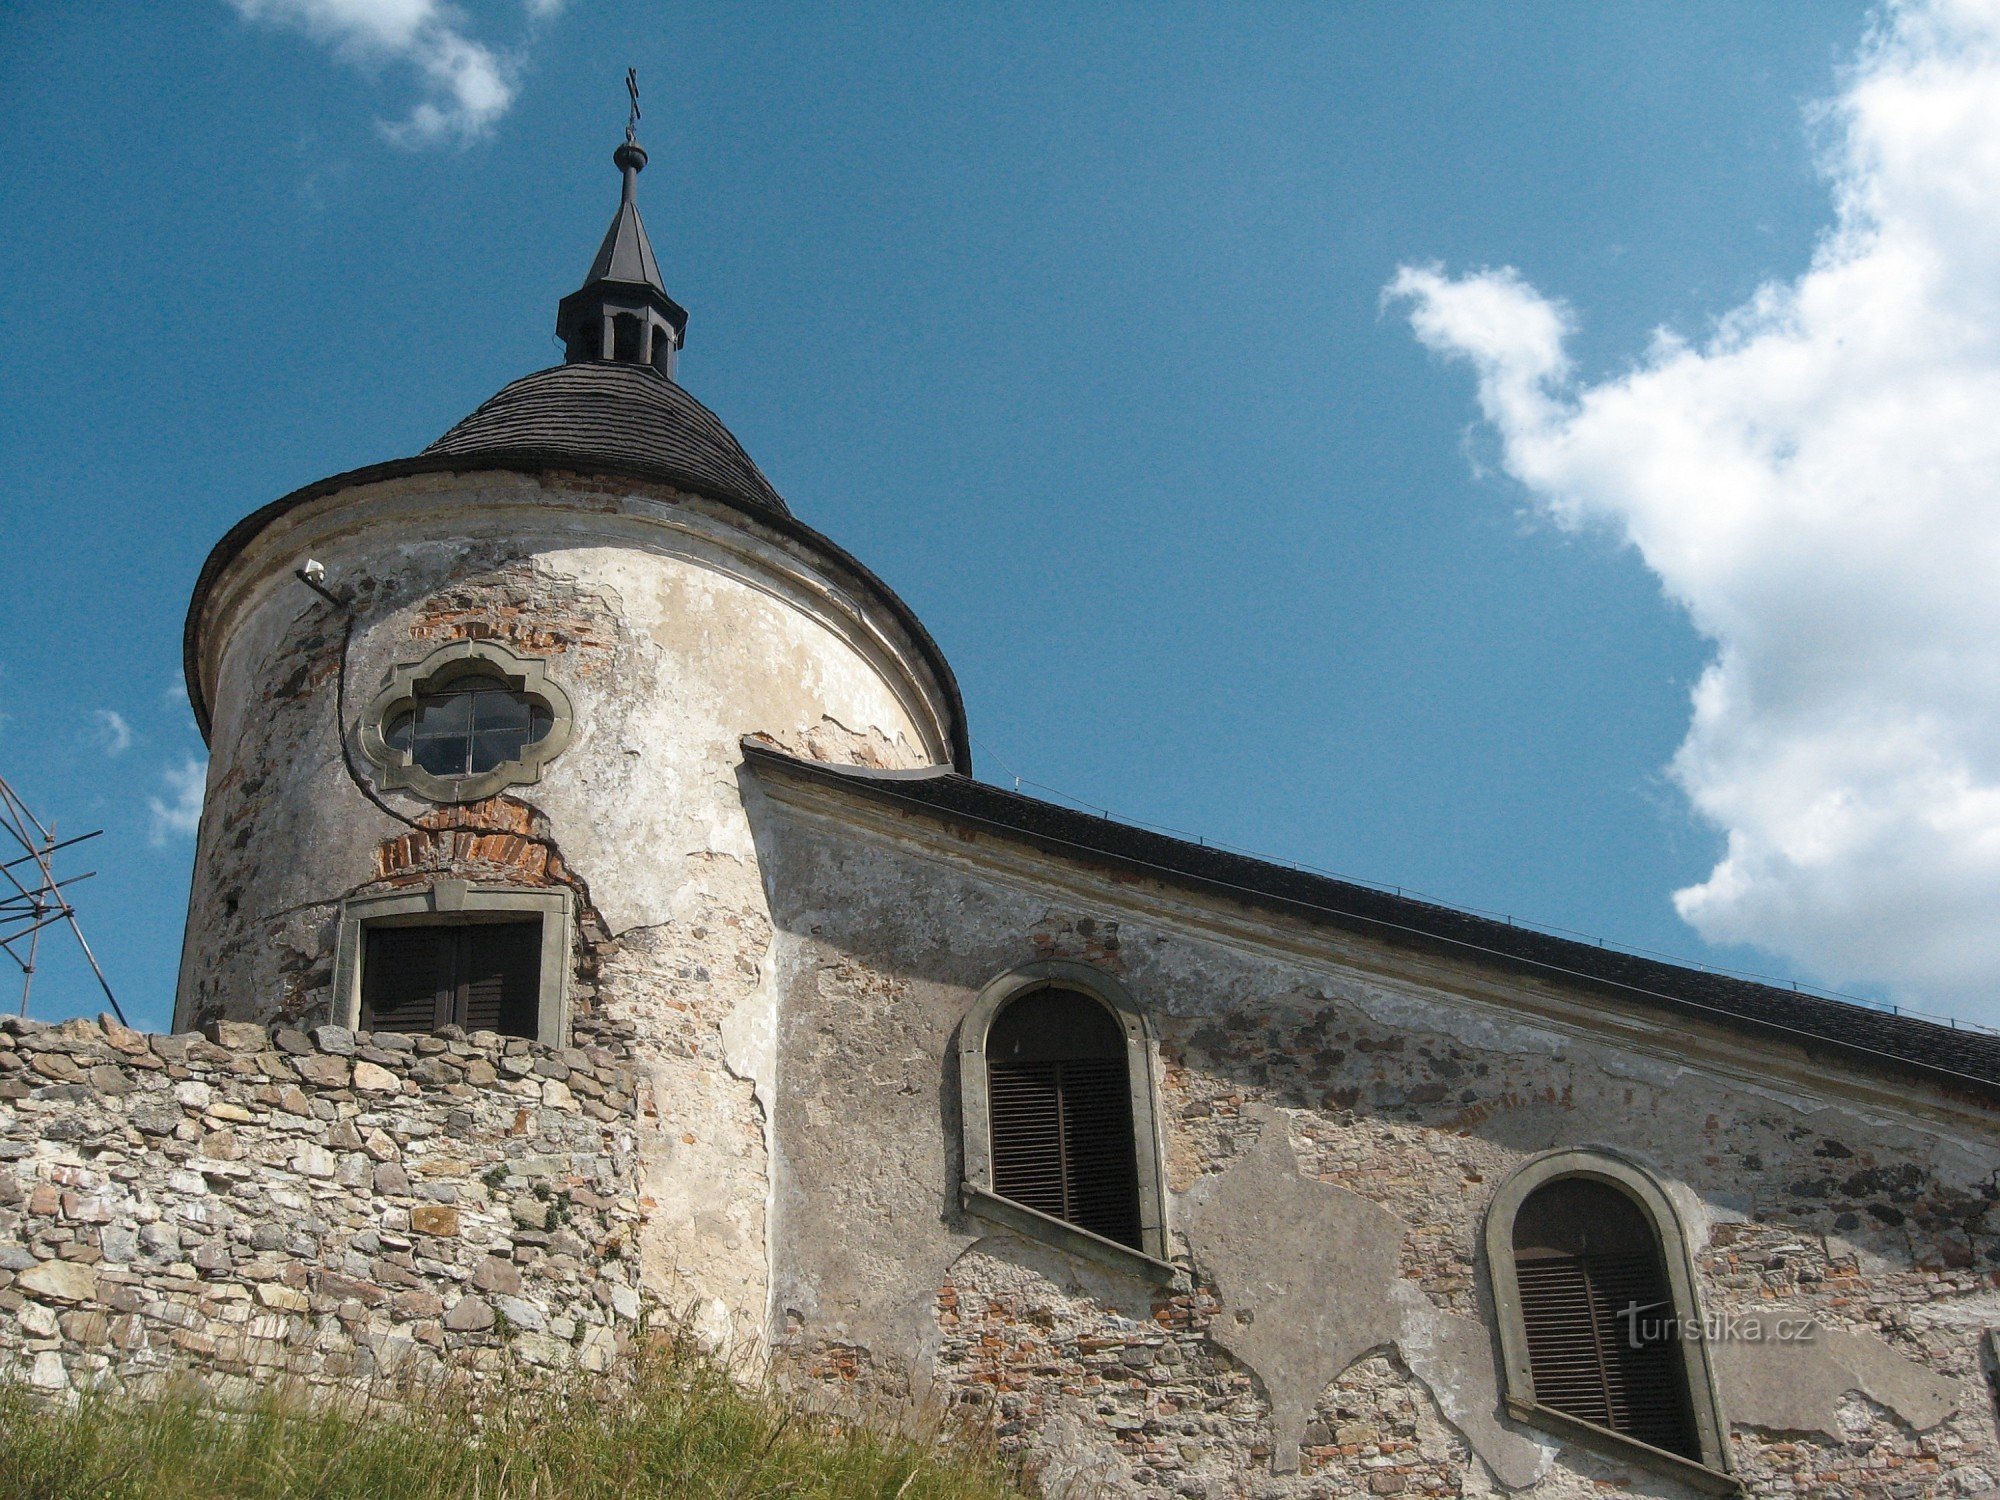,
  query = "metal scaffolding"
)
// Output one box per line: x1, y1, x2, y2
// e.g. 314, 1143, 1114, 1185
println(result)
0, 772, 124, 1023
